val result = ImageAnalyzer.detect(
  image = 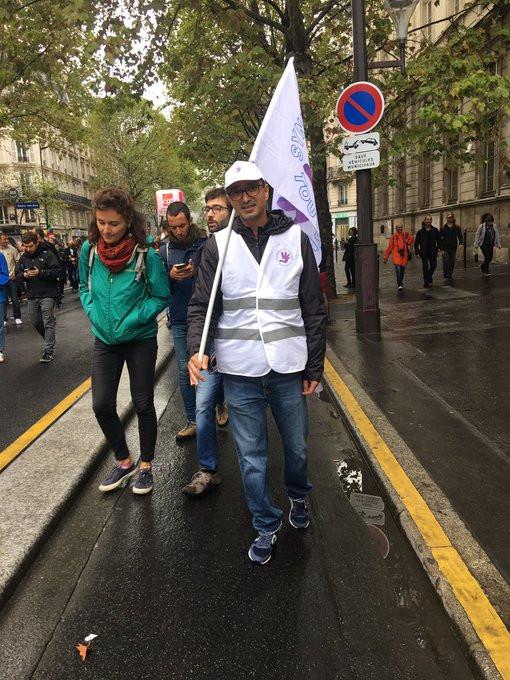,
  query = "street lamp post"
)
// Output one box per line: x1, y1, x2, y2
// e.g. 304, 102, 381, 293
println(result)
39, 144, 50, 229
351, 0, 418, 334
